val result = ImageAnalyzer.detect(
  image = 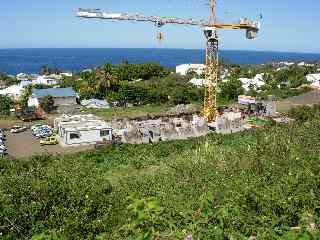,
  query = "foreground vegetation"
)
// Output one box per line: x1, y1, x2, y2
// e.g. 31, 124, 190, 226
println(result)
1, 105, 320, 239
